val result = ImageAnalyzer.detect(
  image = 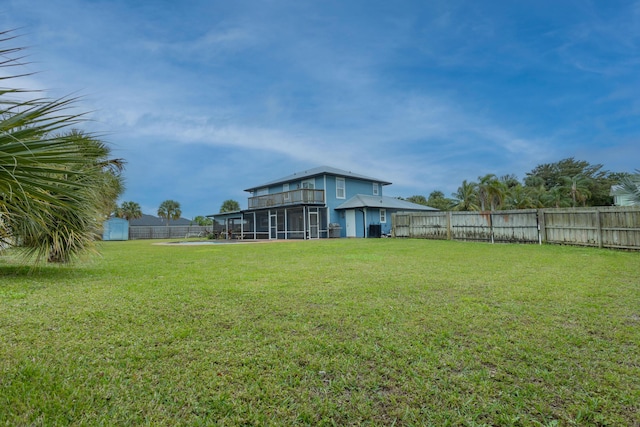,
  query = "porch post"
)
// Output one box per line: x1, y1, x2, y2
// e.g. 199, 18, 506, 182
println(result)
285, 208, 288, 240
363, 208, 368, 238
303, 206, 307, 240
